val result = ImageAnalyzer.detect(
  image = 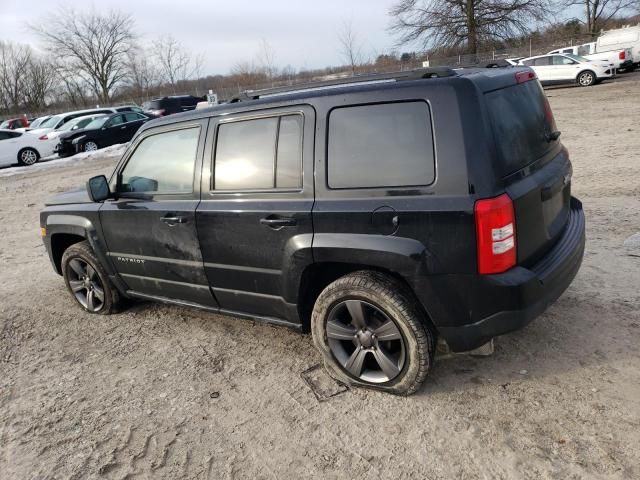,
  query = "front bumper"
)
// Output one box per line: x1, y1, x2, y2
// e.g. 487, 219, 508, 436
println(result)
438, 197, 585, 352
